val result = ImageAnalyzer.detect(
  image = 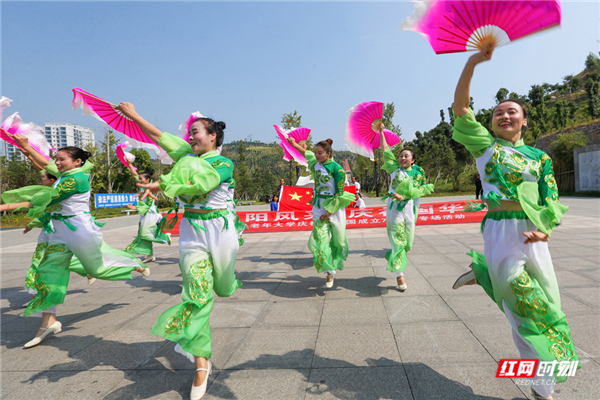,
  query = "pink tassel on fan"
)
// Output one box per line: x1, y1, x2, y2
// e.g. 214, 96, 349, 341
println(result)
0, 110, 55, 161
